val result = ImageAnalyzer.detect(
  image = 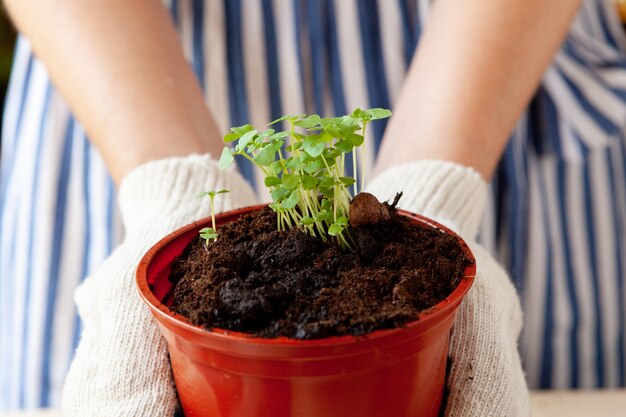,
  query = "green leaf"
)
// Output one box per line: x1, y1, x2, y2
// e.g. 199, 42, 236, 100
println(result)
258, 128, 275, 137
218, 147, 234, 169
264, 176, 282, 187
321, 199, 332, 211
335, 140, 354, 153
245, 141, 260, 154
271, 186, 290, 203
251, 132, 267, 147
286, 141, 303, 152
224, 132, 240, 143
269, 131, 290, 141
337, 121, 359, 135
324, 124, 342, 138
314, 210, 333, 223
335, 216, 348, 226
326, 148, 341, 160
273, 140, 285, 152
328, 223, 345, 236
198, 189, 230, 199
300, 216, 315, 225
324, 158, 337, 169
286, 157, 301, 171
301, 175, 317, 190
269, 160, 283, 175
236, 129, 258, 151
199, 227, 218, 240
302, 136, 325, 157
295, 114, 322, 129
339, 177, 356, 186
253, 144, 277, 166
320, 131, 335, 143
347, 133, 364, 146
299, 151, 313, 162
351, 108, 366, 119
368, 108, 392, 120
231, 124, 254, 136
282, 173, 300, 190
303, 159, 324, 174
319, 186, 334, 198
281, 191, 299, 209
268, 114, 304, 125
320, 116, 342, 127
319, 177, 336, 189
